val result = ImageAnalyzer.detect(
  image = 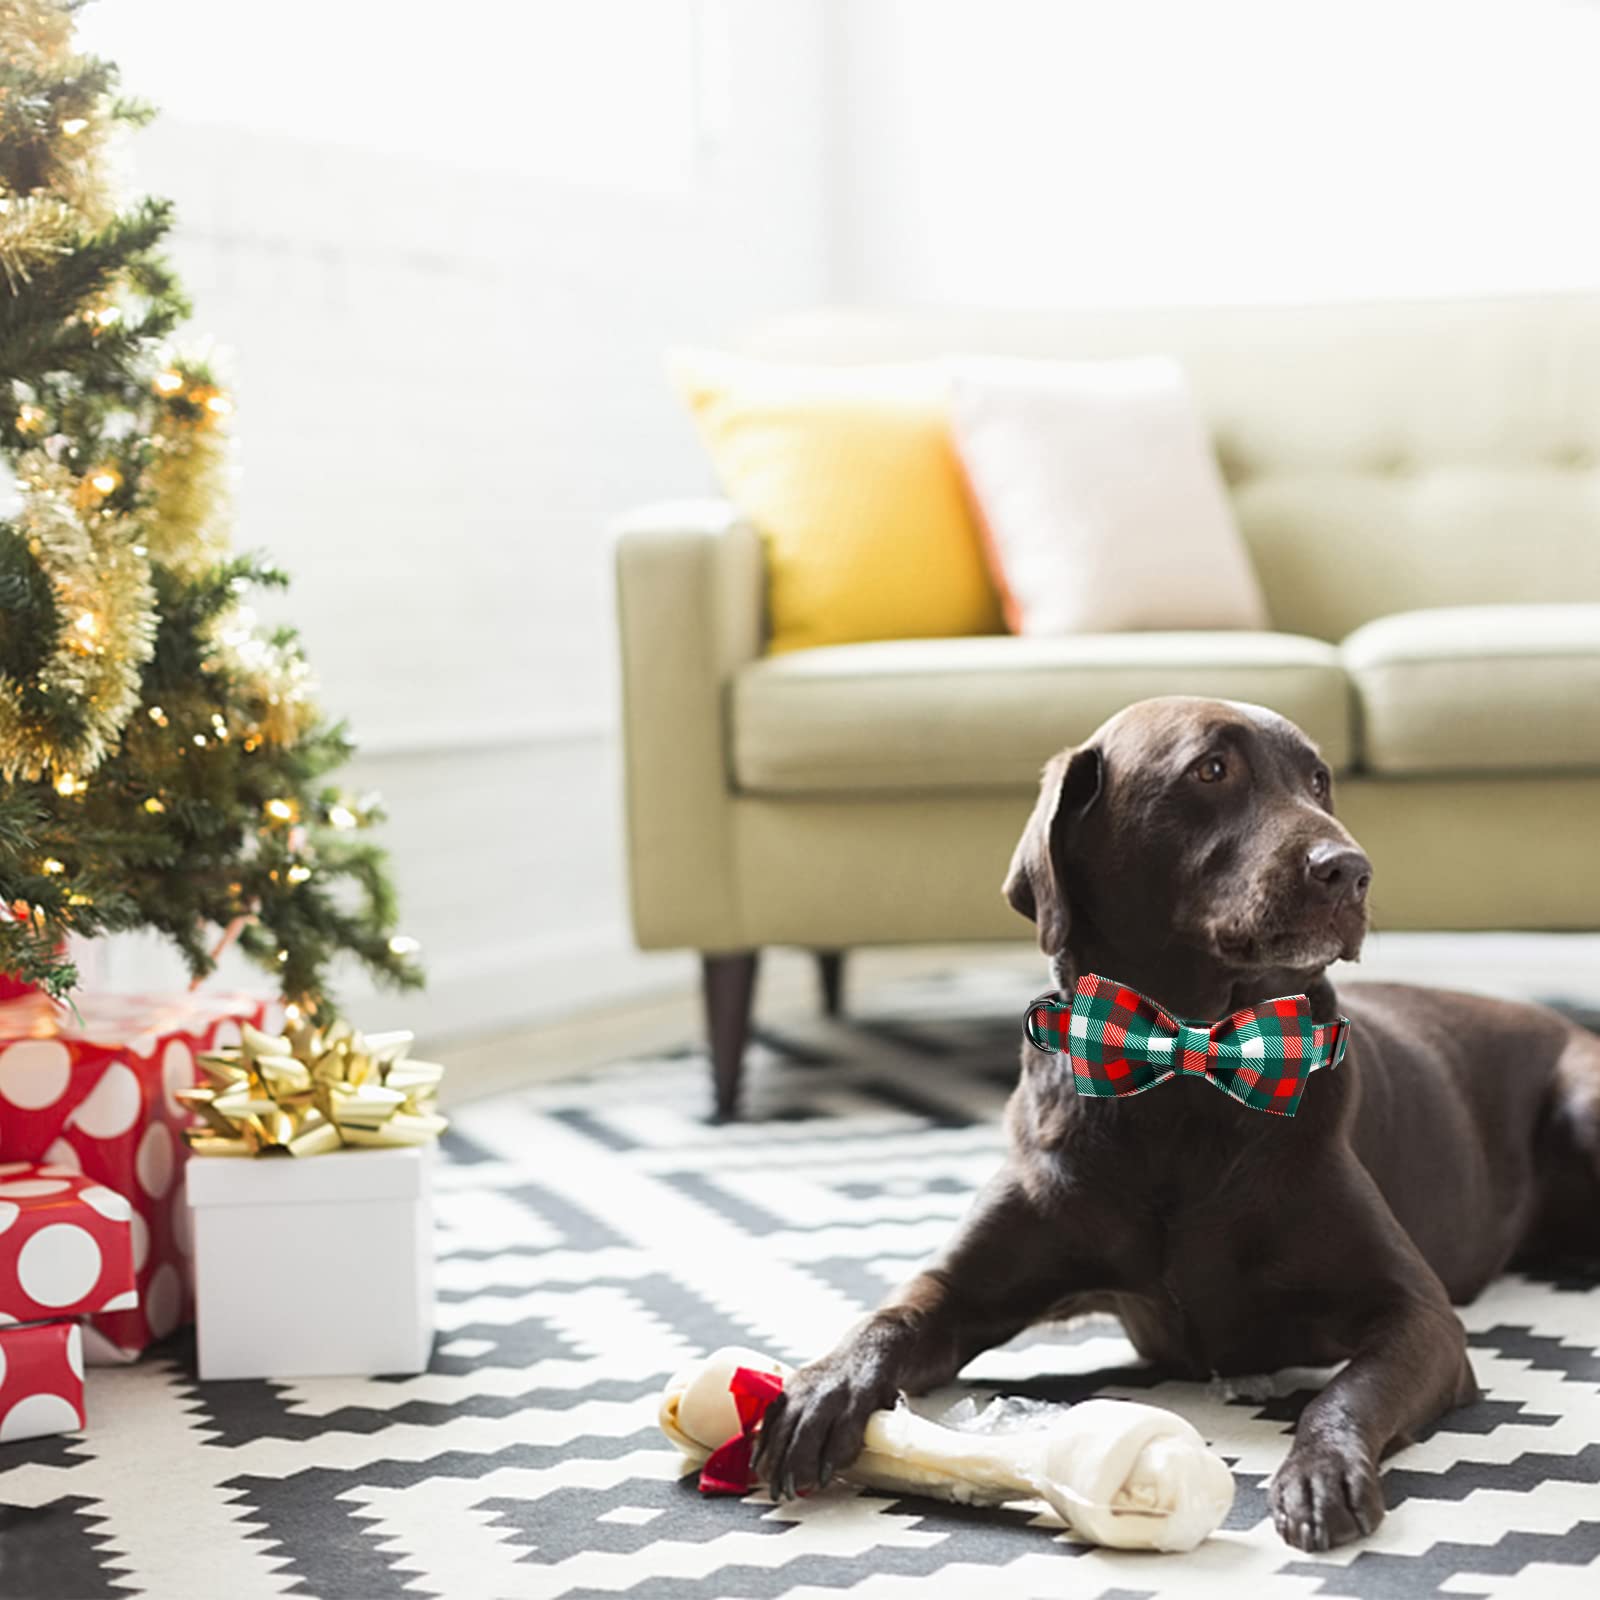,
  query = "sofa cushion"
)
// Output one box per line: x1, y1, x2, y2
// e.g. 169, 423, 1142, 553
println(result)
950, 355, 1268, 636
732, 632, 1351, 796
1343, 605, 1600, 776
671, 351, 1002, 654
